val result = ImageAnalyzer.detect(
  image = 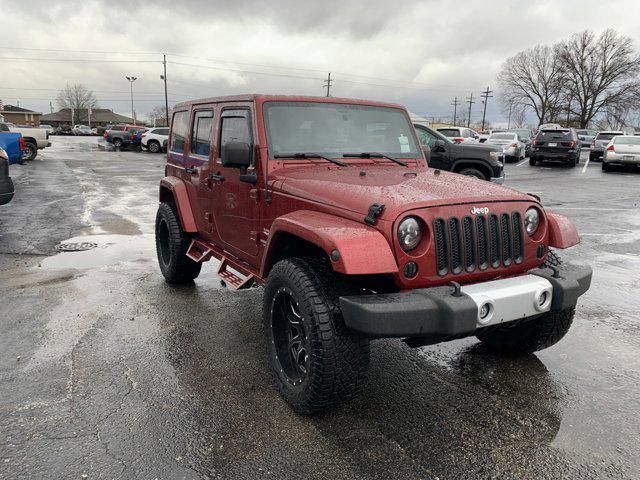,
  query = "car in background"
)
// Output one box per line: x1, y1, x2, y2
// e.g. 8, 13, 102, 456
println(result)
140, 127, 169, 153
0, 130, 24, 165
0, 147, 15, 205
478, 129, 506, 143
602, 135, 640, 172
576, 129, 597, 148
131, 128, 148, 150
75, 126, 93, 136
436, 126, 480, 143
52, 125, 74, 135
104, 124, 143, 149
484, 132, 526, 162
414, 124, 504, 182
507, 128, 533, 156
590, 131, 624, 161
95, 125, 112, 135
40, 124, 54, 134
530, 128, 580, 167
